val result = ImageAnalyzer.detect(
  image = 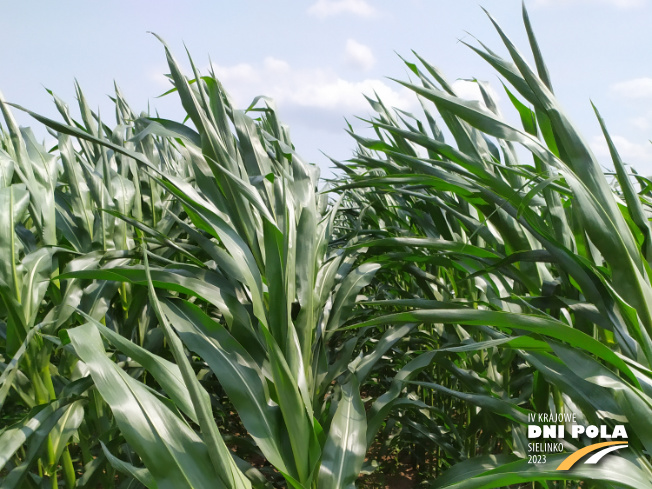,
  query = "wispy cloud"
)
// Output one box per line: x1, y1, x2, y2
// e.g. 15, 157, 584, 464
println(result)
630, 113, 652, 130
612, 77, 652, 99
344, 39, 375, 71
208, 57, 415, 129
591, 134, 652, 170
308, 0, 377, 18
451, 79, 501, 107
